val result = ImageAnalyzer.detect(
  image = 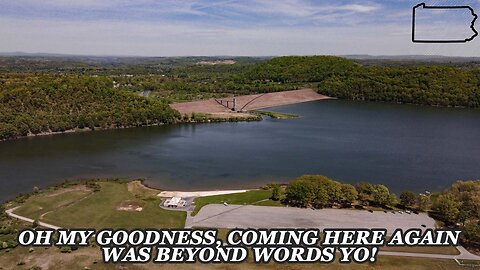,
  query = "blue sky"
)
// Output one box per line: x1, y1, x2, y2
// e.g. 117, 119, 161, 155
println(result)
0, 0, 479, 56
